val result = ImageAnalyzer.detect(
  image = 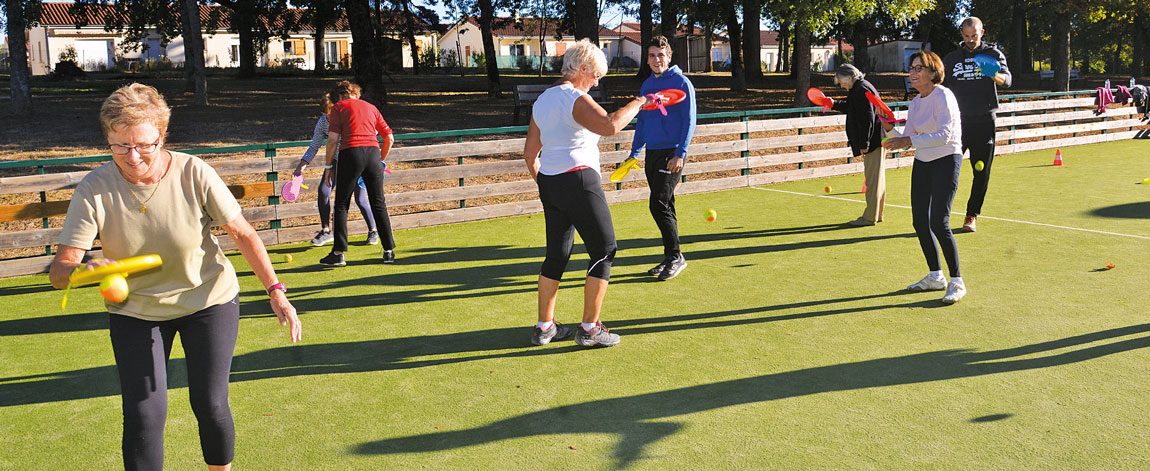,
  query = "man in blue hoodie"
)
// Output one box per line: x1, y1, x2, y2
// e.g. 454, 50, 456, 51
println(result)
630, 35, 697, 281
942, 17, 1011, 233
